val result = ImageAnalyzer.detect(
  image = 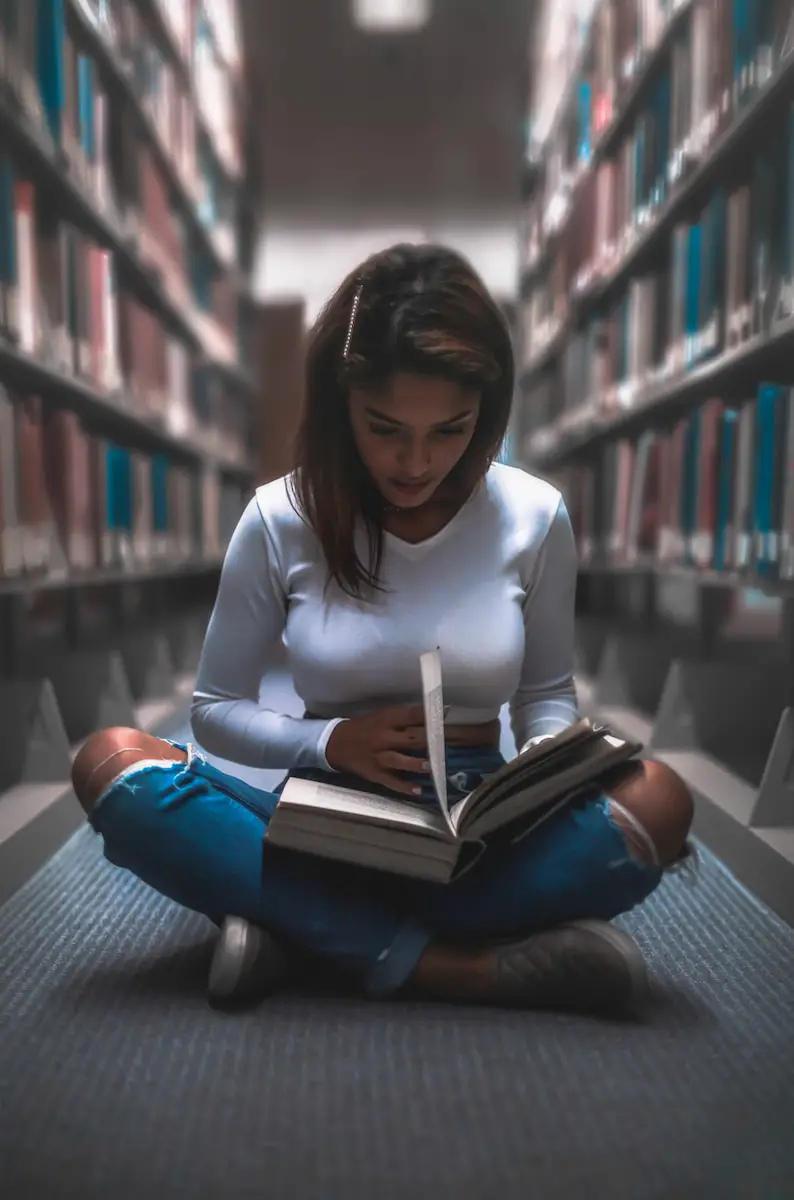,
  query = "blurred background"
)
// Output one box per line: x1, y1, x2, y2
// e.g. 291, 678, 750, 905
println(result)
1, 1, 794, 1195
